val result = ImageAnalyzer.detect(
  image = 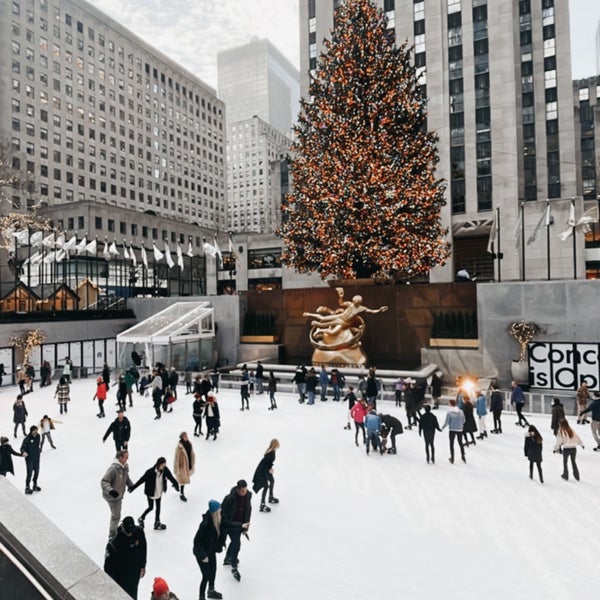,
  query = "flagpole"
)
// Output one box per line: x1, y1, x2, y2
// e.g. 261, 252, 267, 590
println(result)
496, 207, 502, 282
188, 236, 193, 296
545, 203, 551, 281
572, 199, 577, 280
520, 202, 525, 282
27, 228, 32, 288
